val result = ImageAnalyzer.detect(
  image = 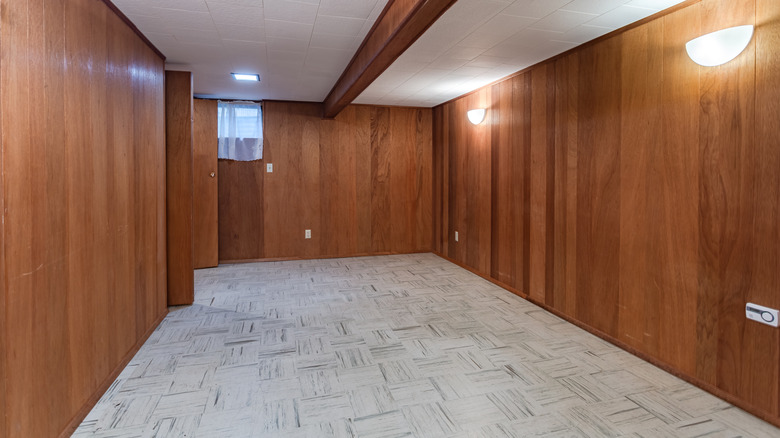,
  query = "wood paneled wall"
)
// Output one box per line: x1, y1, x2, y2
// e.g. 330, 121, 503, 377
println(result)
433, 0, 780, 426
165, 71, 195, 304
0, 0, 168, 436
218, 101, 432, 261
